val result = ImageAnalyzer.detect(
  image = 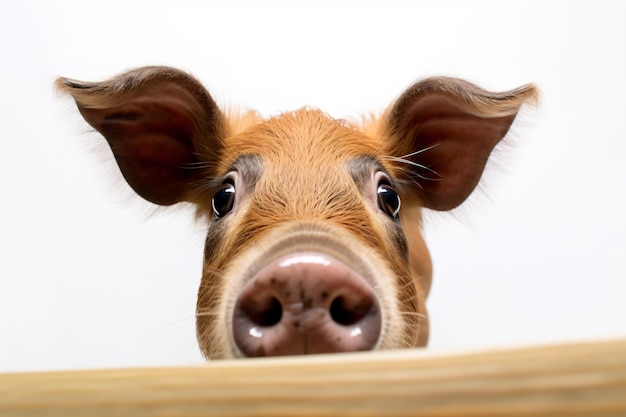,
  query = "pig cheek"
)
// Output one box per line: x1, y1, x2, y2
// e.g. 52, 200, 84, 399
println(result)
196, 215, 242, 359
398, 205, 432, 347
